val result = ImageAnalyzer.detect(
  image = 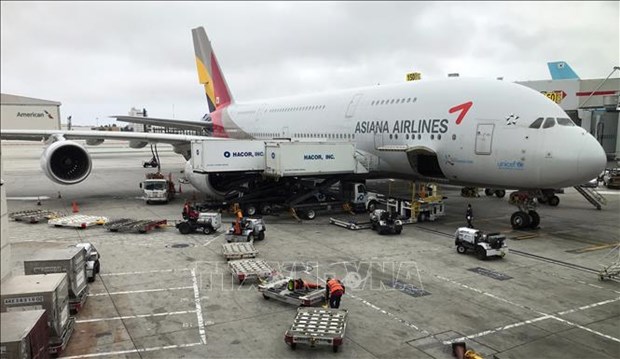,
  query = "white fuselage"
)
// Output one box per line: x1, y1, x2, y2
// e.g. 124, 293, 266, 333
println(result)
188, 78, 606, 191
